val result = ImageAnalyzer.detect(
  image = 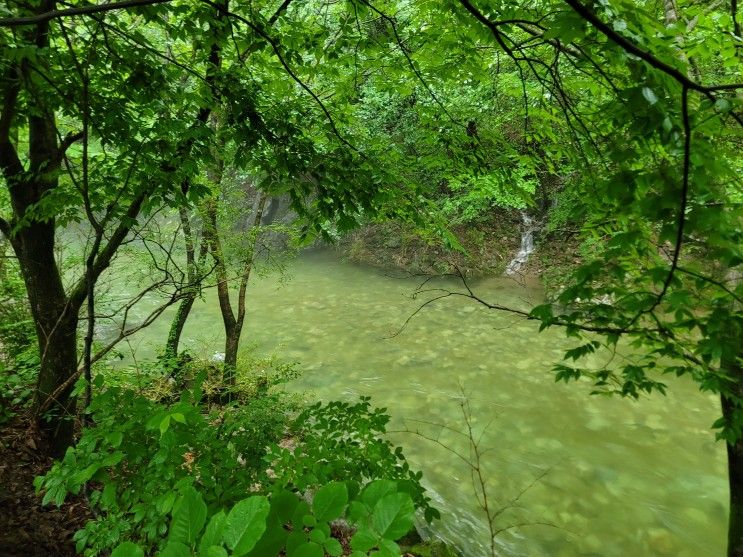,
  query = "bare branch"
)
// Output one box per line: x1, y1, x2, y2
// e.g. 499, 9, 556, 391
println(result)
57, 130, 85, 157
